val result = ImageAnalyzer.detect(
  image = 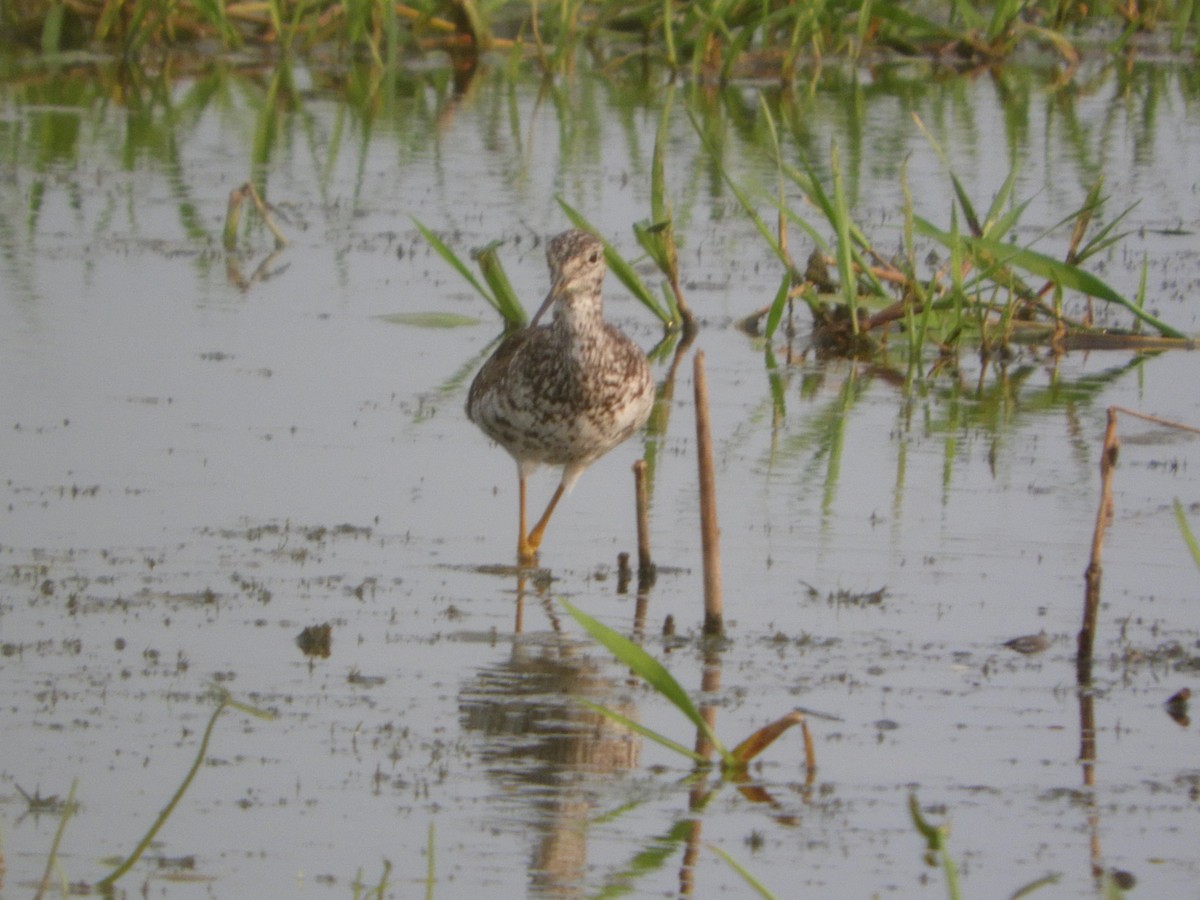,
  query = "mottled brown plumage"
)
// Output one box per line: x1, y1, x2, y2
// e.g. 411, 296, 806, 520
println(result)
467, 229, 654, 564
